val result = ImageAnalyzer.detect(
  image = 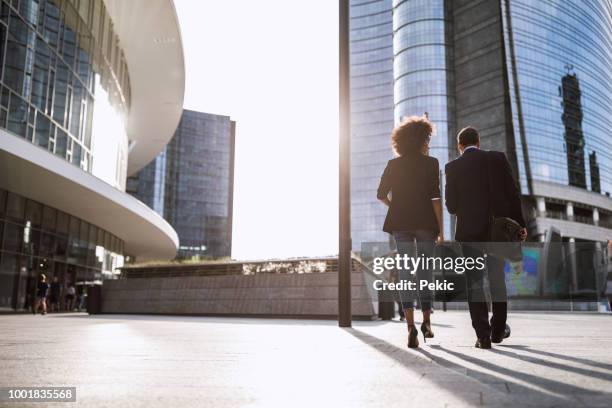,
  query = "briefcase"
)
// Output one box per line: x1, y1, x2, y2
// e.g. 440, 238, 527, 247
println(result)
488, 216, 523, 262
